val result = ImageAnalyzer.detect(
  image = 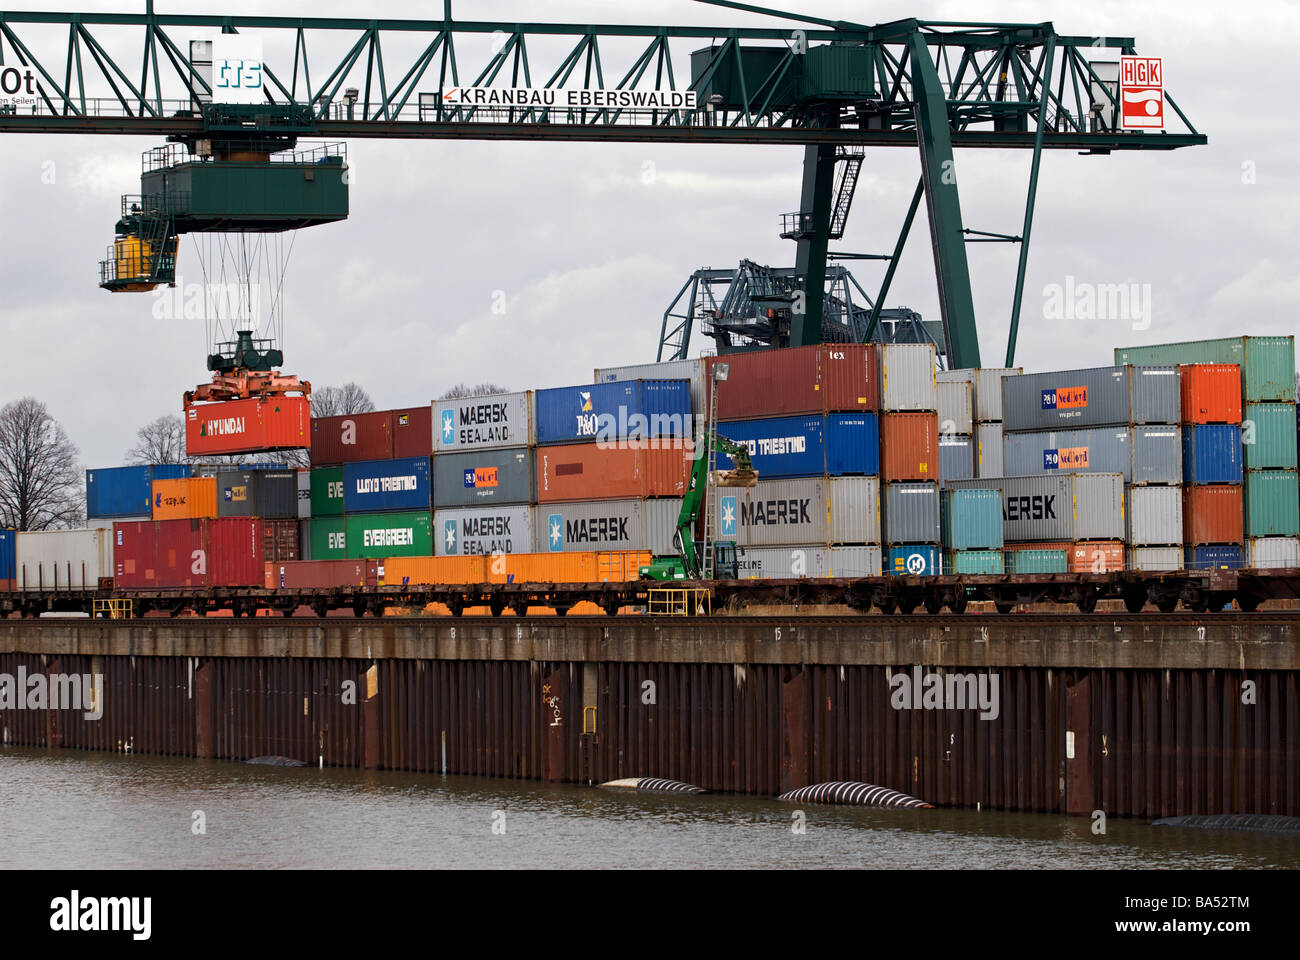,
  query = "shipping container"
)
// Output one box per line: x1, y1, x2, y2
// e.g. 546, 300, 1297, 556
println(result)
487, 551, 595, 584
535, 499, 680, 555
941, 488, 1003, 550
596, 359, 708, 420
535, 379, 693, 445
433, 391, 535, 453
310, 410, 393, 466
1244, 470, 1300, 537
391, 405, 434, 459
345, 511, 433, 559
1005, 545, 1068, 574
536, 443, 691, 502
434, 447, 534, 508
716, 476, 881, 548
1116, 336, 1295, 403
1182, 485, 1243, 546
1002, 365, 1181, 432
216, 470, 299, 519
714, 413, 880, 479
1182, 424, 1243, 484
976, 421, 1003, 478
186, 395, 310, 456
1127, 484, 1182, 546
310, 466, 345, 517
1128, 547, 1182, 572
737, 546, 828, 579
880, 412, 938, 482
878, 343, 938, 411
883, 482, 940, 545
307, 516, 347, 561
944, 550, 1004, 575
885, 544, 939, 576
381, 555, 487, 587
1068, 541, 1124, 573
1246, 537, 1300, 569
704, 344, 878, 420
112, 518, 264, 588
826, 545, 882, 577
939, 434, 975, 482
0, 529, 13, 581
342, 456, 432, 514
1242, 403, 1299, 470
150, 476, 219, 521
1179, 364, 1242, 424
86, 464, 191, 519
14, 529, 112, 590
434, 505, 533, 556
264, 558, 378, 590
936, 379, 973, 435
263, 518, 300, 563
945, 473, 1125, 542
296, 469, 311, 520
1002, 425, 1182, 484
190, 461, 288, 477
1185, 544, 1243, 571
